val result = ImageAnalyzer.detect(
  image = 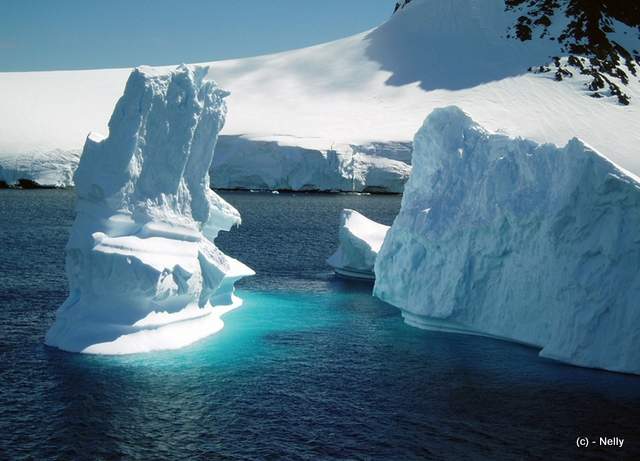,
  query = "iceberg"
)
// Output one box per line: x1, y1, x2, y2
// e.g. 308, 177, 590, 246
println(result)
374, 106, 640, 374
45, 65, 254, 354
327, 209, 389, 280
